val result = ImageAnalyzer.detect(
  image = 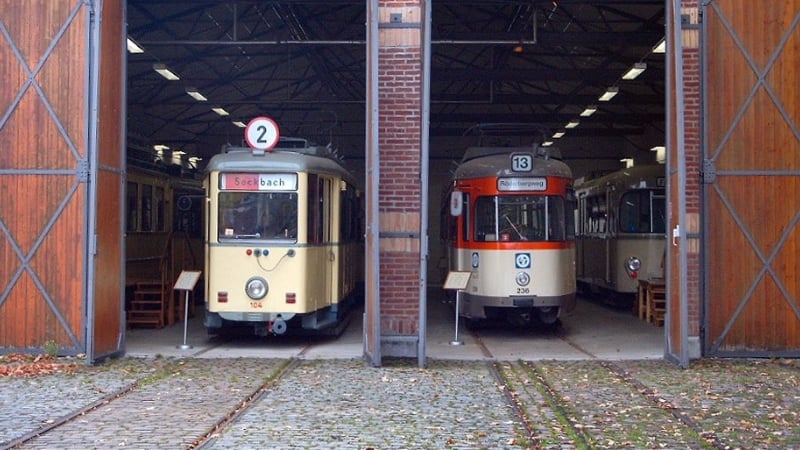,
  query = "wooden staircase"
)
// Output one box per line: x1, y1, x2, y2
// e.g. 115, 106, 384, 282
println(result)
127, 232, 199, 328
